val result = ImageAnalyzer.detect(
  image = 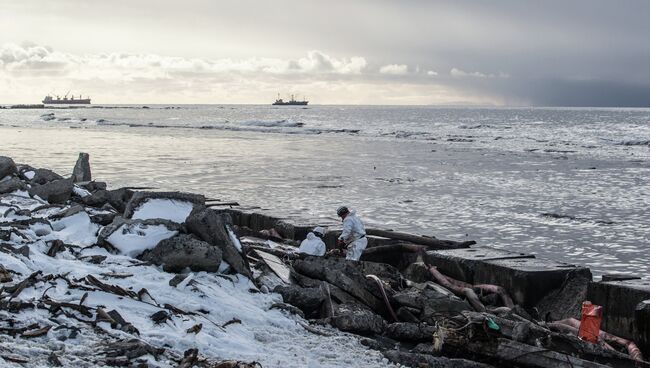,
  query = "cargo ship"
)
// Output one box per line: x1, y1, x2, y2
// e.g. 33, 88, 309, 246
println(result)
42, 93, 91, 105
272, 94, 308, 106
